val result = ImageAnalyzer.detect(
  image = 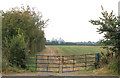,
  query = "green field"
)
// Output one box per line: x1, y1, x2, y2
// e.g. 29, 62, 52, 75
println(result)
52, 45, 106, 55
